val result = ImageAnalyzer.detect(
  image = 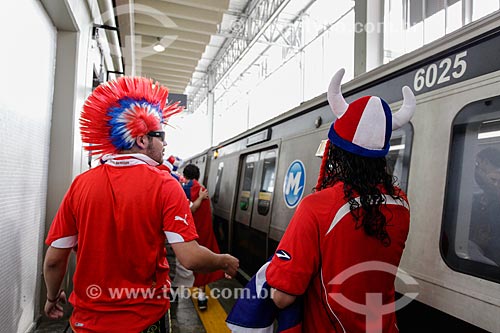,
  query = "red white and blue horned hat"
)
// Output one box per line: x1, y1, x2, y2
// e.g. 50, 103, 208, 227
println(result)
327, 68, 415, 158
80, 76, 183, 155
316, 68, 416, 189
